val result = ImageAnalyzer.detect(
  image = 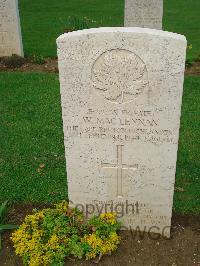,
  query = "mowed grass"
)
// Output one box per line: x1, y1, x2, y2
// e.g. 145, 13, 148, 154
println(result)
0, 72, 199, 213
19, 0, 200, 59
174, 76, 200, 214
0, 73, 67, 203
